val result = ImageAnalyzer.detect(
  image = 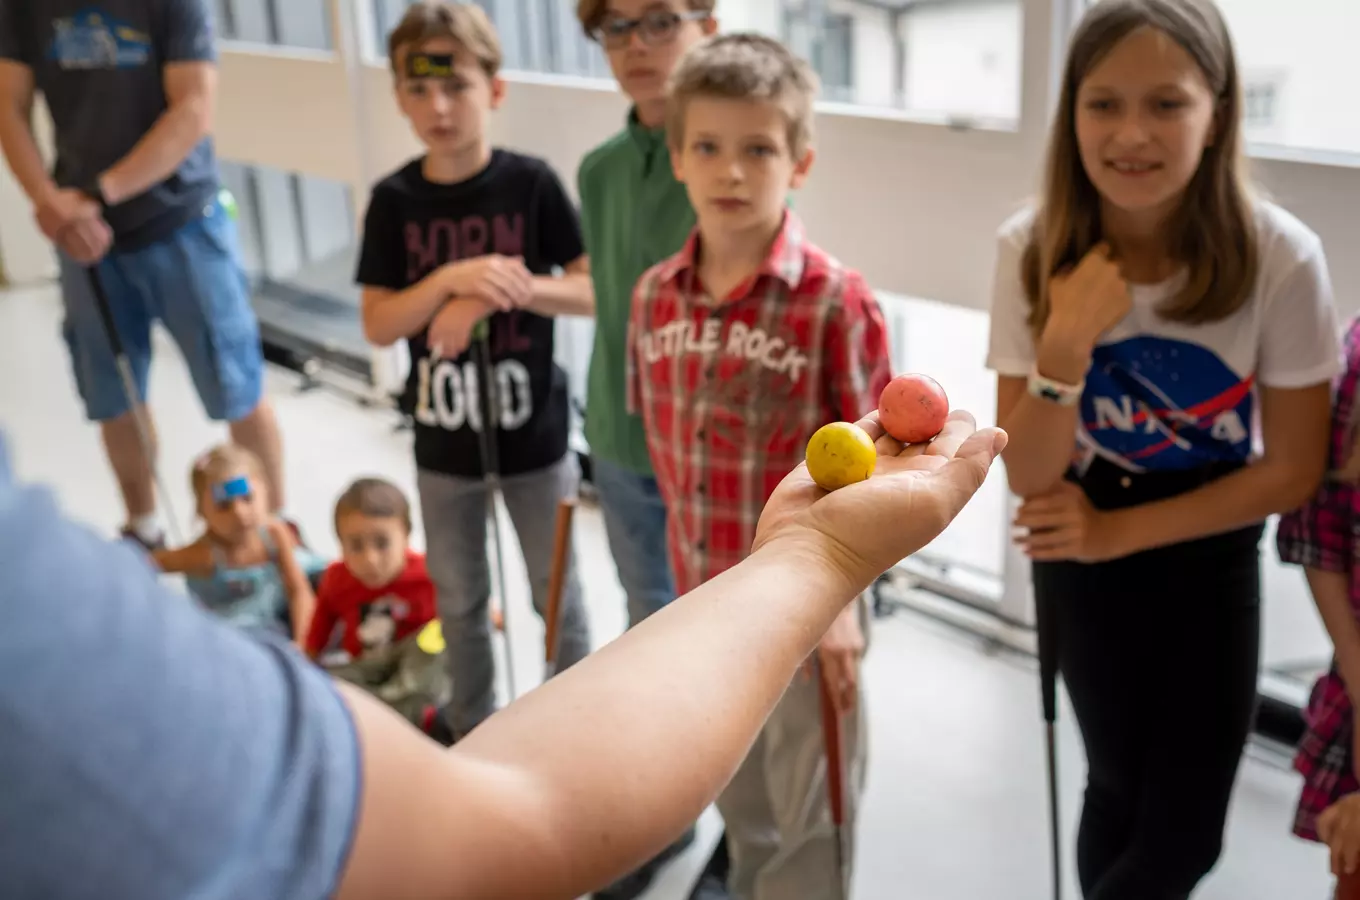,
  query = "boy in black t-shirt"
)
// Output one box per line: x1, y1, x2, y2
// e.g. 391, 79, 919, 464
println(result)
357, 1, 592, 741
